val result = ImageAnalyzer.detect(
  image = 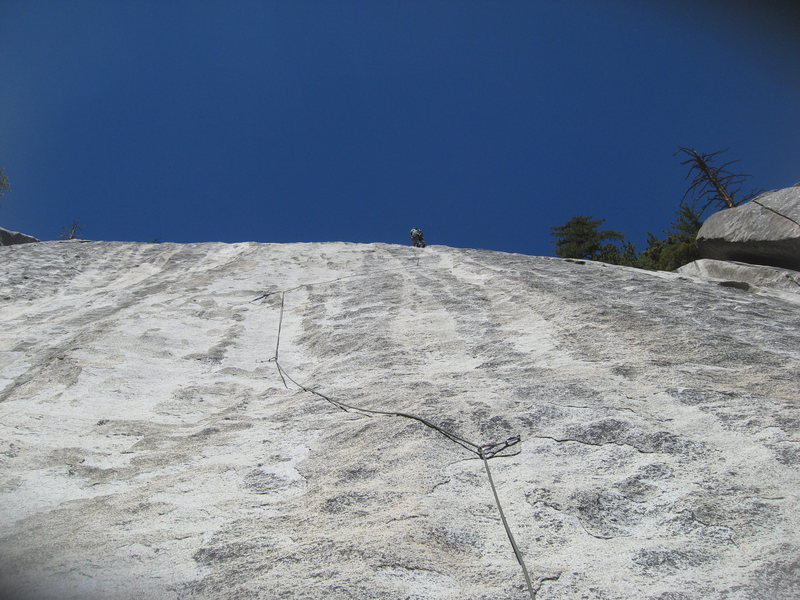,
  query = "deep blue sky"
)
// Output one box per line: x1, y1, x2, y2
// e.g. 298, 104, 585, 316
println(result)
2, 1, 799, 256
